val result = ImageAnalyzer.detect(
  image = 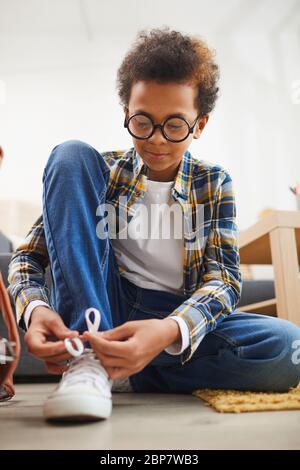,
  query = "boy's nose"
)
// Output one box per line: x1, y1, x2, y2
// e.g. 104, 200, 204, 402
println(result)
147, 126, 167, 145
